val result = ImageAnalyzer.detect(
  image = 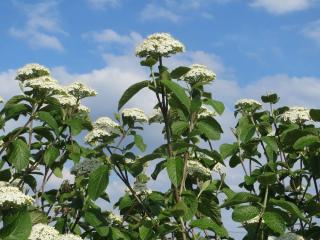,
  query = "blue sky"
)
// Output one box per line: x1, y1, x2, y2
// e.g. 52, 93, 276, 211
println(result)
1, 0, 320, 83
1, 0, 320, 238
